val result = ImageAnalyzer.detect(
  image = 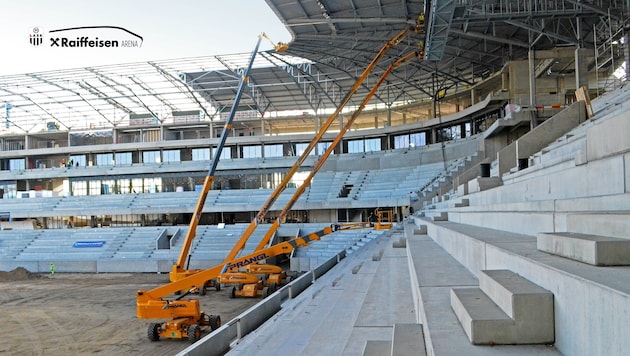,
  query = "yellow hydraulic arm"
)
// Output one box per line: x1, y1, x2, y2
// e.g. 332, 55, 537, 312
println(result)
249, 49, 422, 254
221, 26, 420, 265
